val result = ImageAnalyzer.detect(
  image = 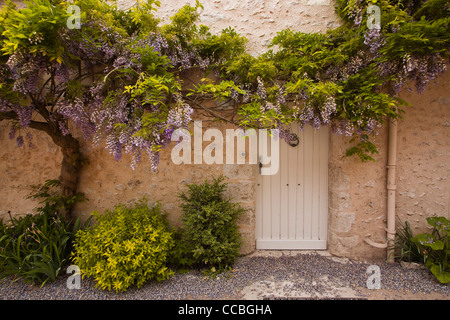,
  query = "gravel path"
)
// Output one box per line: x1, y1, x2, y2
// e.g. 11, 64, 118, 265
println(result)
1, 251, 449, 300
